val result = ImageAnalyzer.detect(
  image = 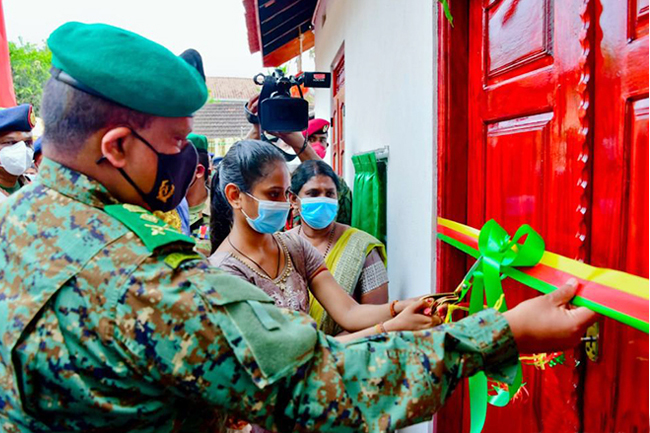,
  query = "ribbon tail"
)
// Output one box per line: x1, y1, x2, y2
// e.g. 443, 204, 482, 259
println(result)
488, 362, 523, 407
482, 258, 508, 312
469, 274, 485, 315
469, 373, 488, 433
